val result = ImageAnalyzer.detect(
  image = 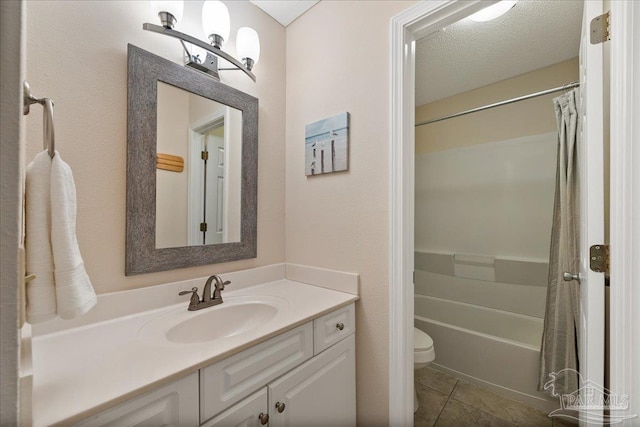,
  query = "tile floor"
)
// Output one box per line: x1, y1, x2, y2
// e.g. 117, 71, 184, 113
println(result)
414, 366, 579, 427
